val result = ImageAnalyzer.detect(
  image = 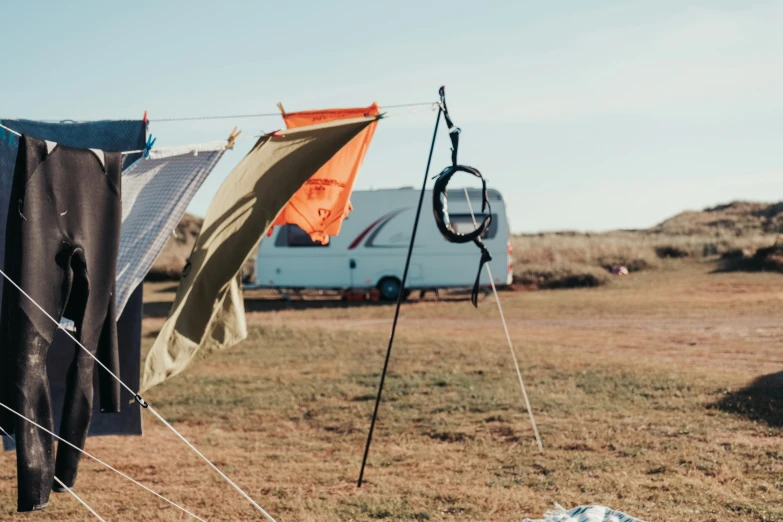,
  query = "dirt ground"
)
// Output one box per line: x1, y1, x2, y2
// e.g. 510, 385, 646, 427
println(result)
2, 260, 783, 521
